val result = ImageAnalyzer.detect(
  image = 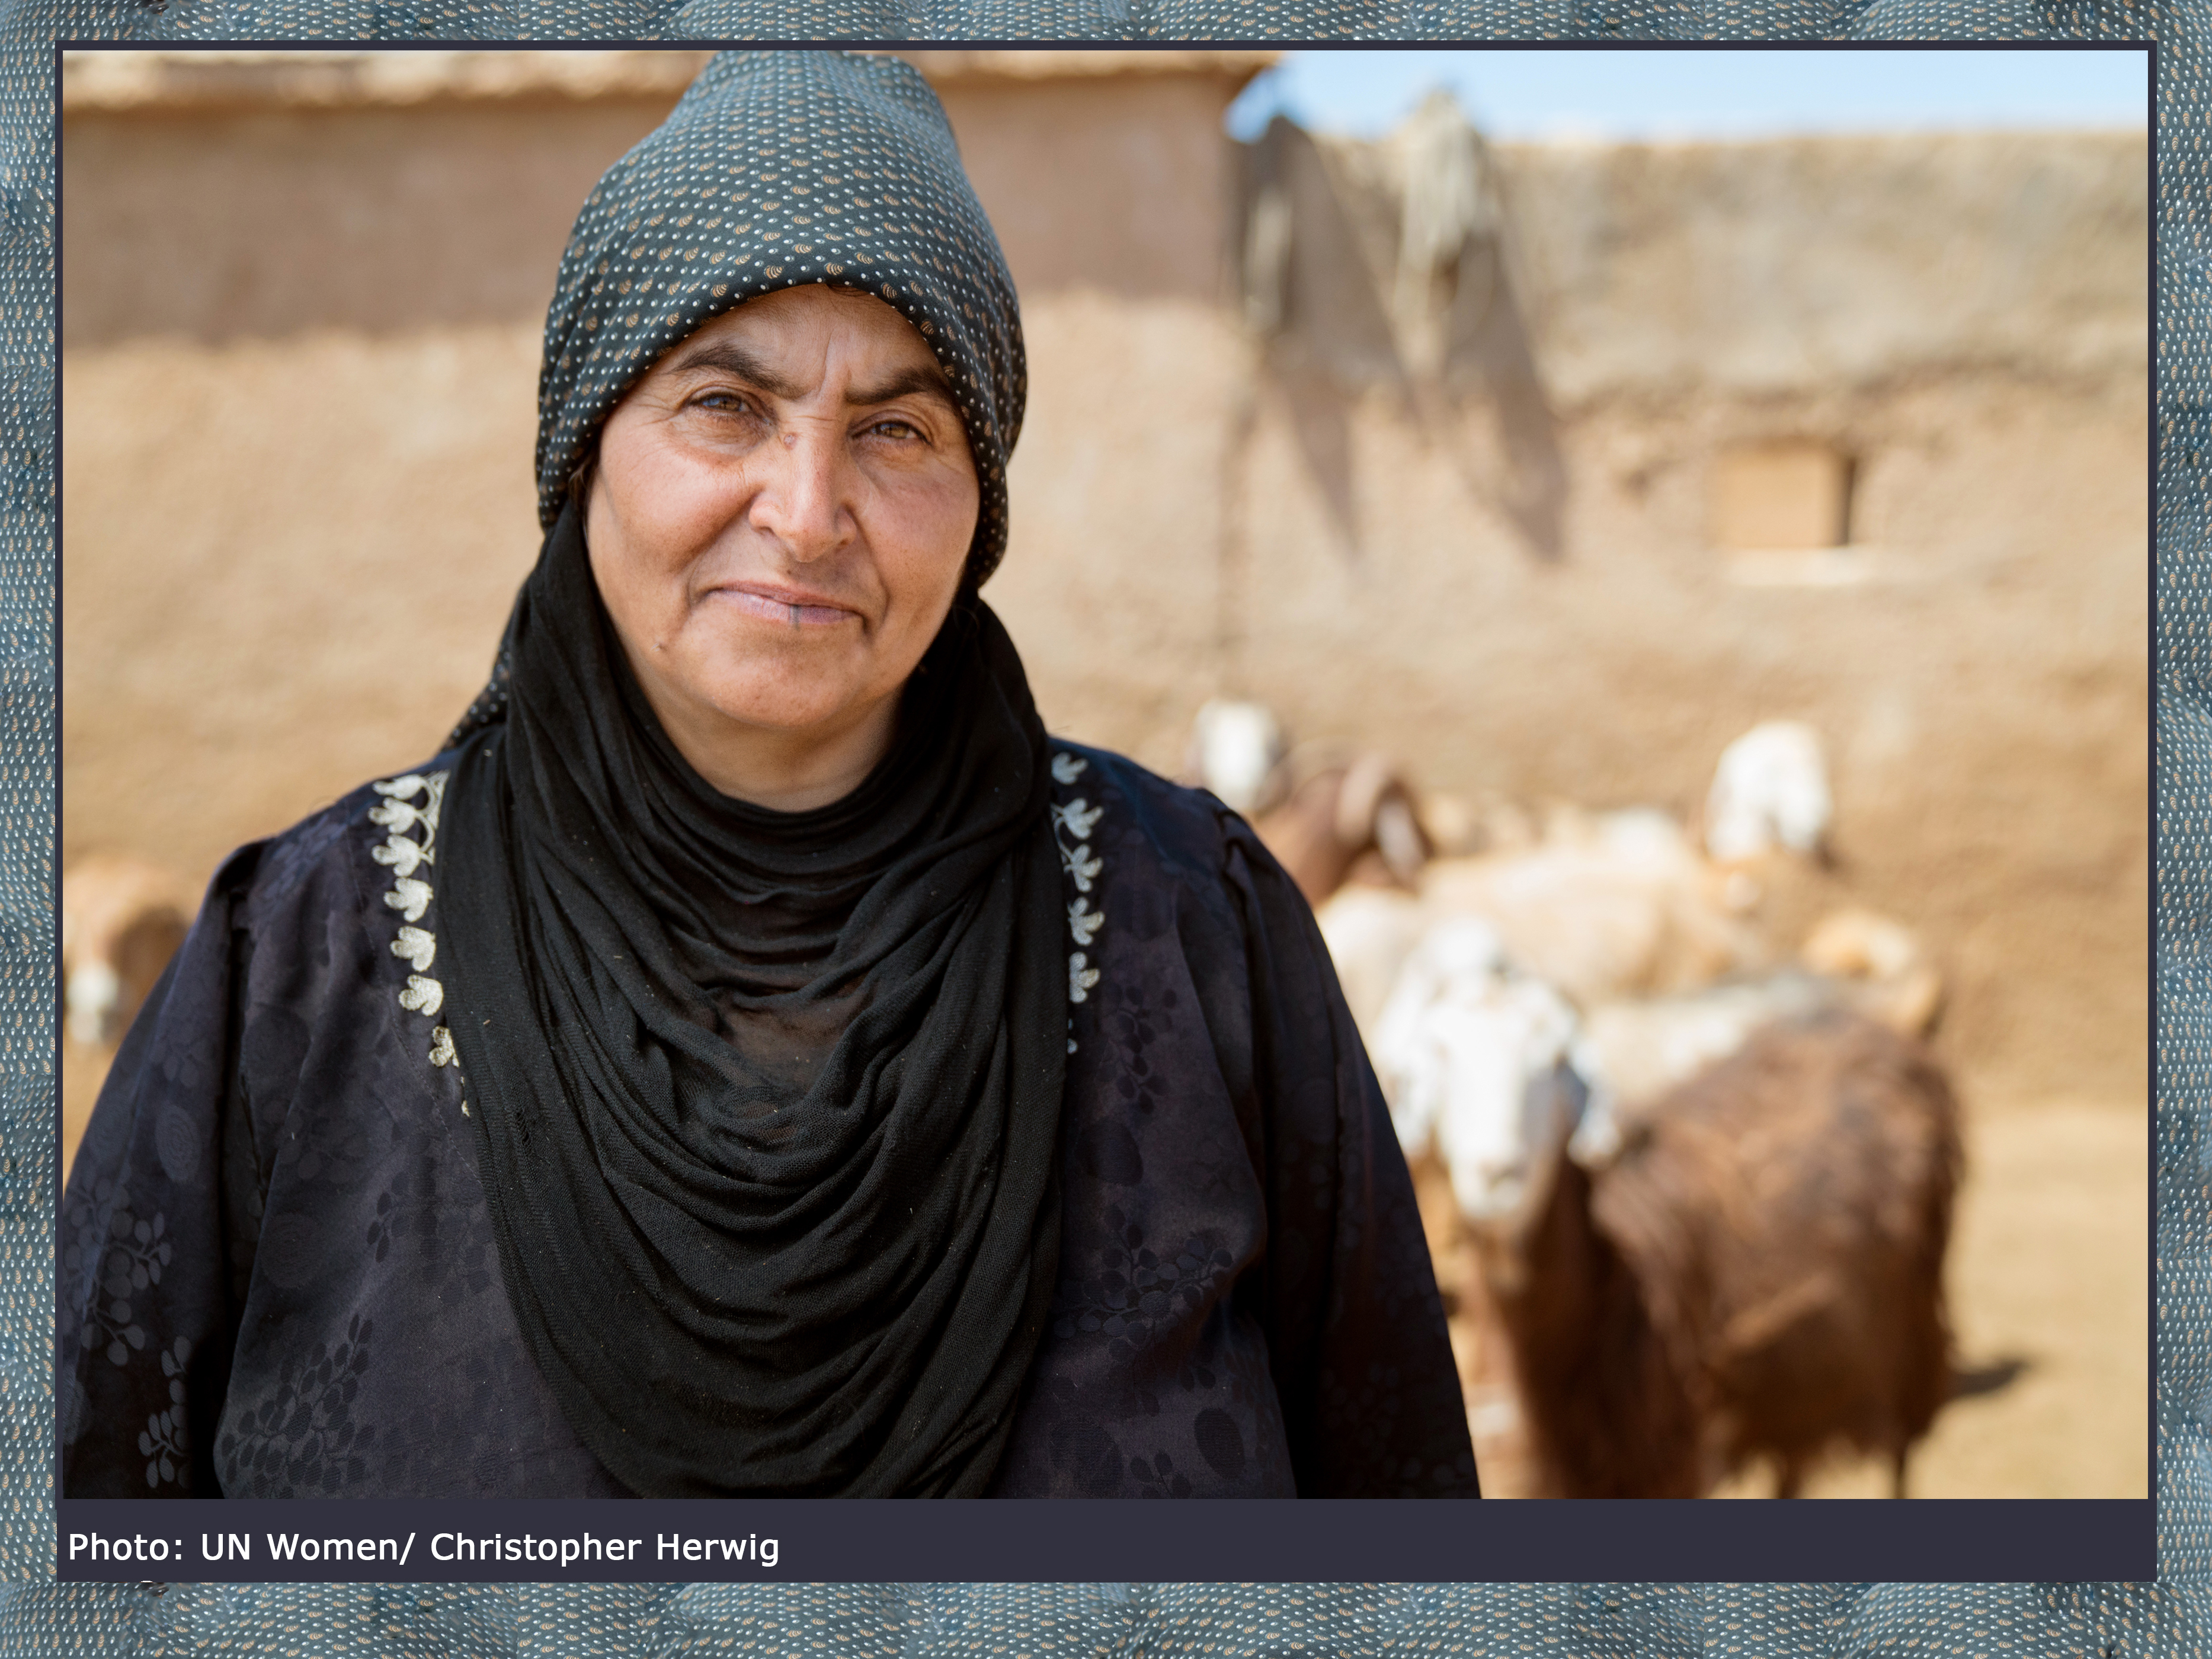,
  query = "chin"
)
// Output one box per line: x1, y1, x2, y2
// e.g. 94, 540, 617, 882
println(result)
693, 669, 867, 737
